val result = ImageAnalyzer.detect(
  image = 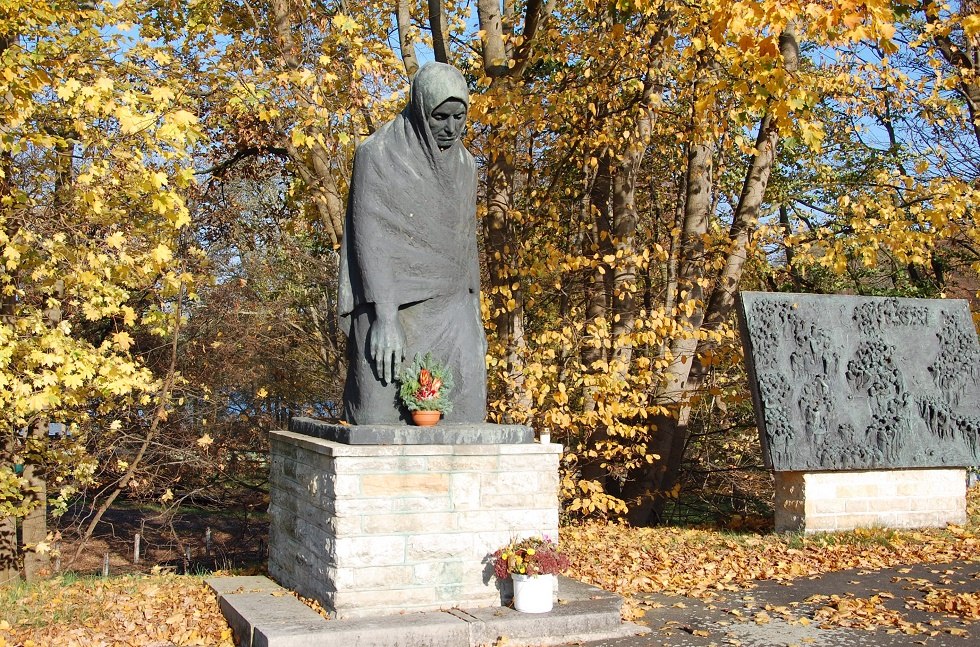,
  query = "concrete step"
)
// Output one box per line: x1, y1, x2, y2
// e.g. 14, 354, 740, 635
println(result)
207, 575, 650, 647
